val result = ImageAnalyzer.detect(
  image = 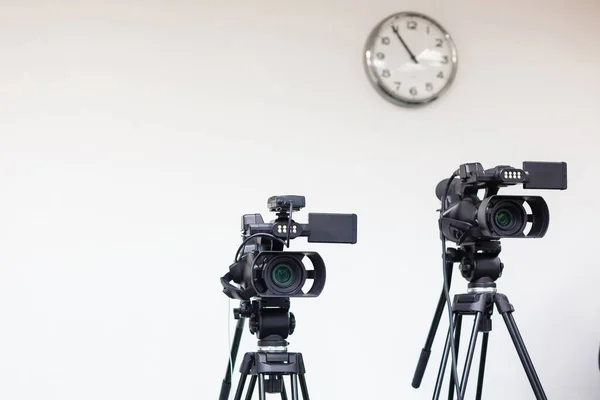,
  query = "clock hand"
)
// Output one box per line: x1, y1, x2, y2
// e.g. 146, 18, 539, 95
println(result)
391, 25, 419, 64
